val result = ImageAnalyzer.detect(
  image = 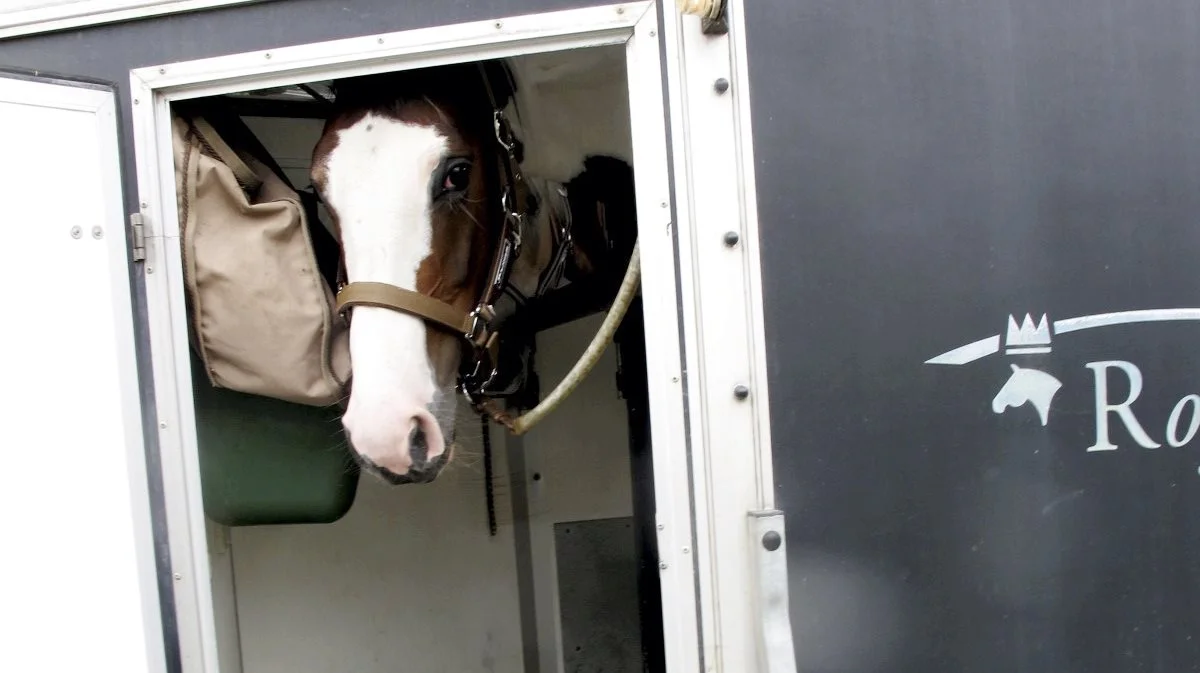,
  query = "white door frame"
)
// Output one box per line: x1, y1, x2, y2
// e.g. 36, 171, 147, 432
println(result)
127, 2, 788, 671
660, 1, 794, 671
